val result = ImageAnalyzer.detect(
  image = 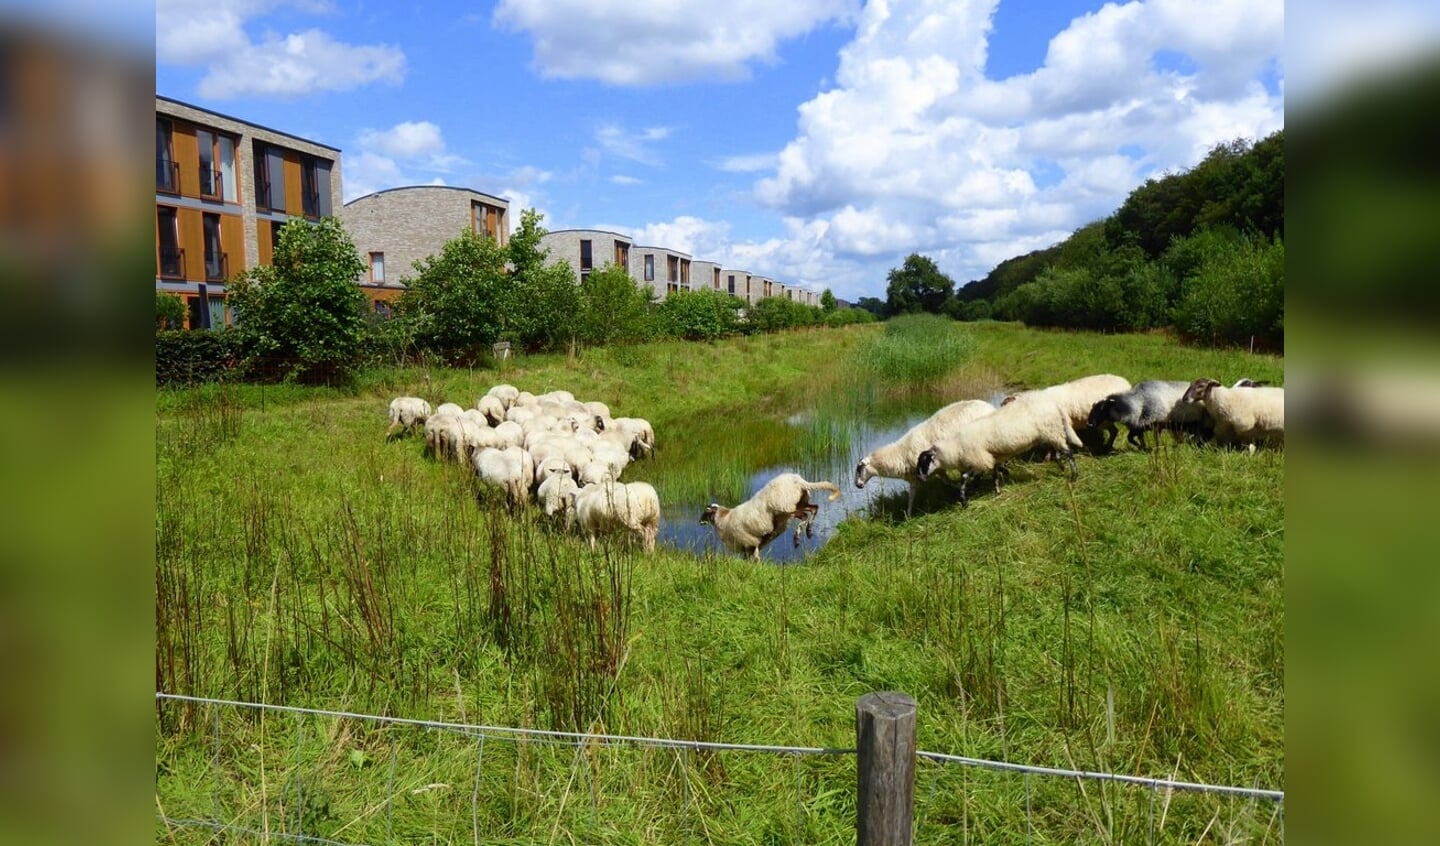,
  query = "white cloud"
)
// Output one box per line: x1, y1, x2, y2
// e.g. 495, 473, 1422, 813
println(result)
609, 175, 644, 186
358, 121, 445, 158
492, 0, 857, 85
752, 0, 1283, 284
157, 0, 405, 98
342, 121, 471, 201
595, 124, 673, 167
714, 152, 780, 173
